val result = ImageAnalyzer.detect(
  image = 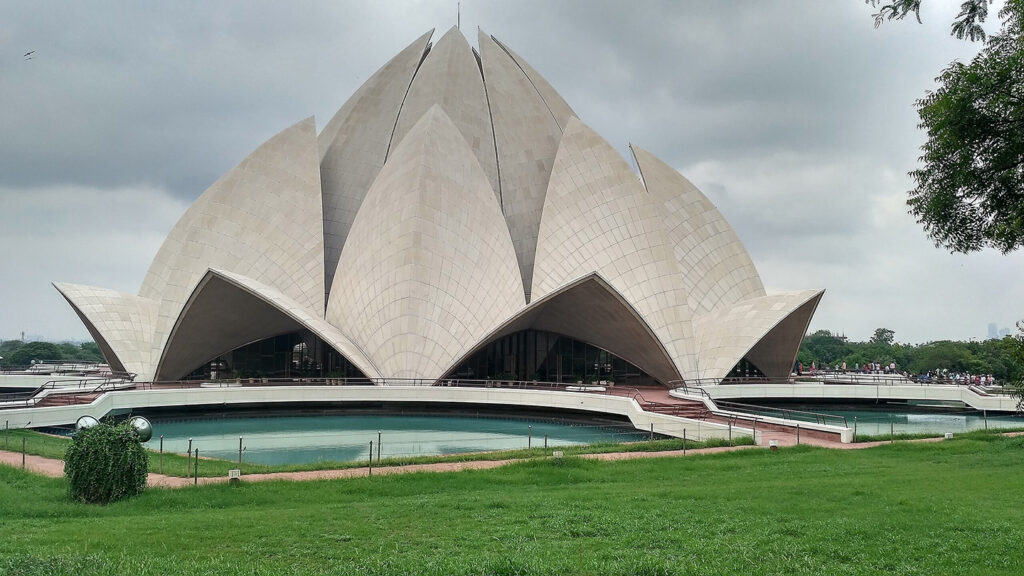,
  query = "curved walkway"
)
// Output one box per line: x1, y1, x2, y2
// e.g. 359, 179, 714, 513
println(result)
0, 445, 765, 488
11, 433, 1019, 489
